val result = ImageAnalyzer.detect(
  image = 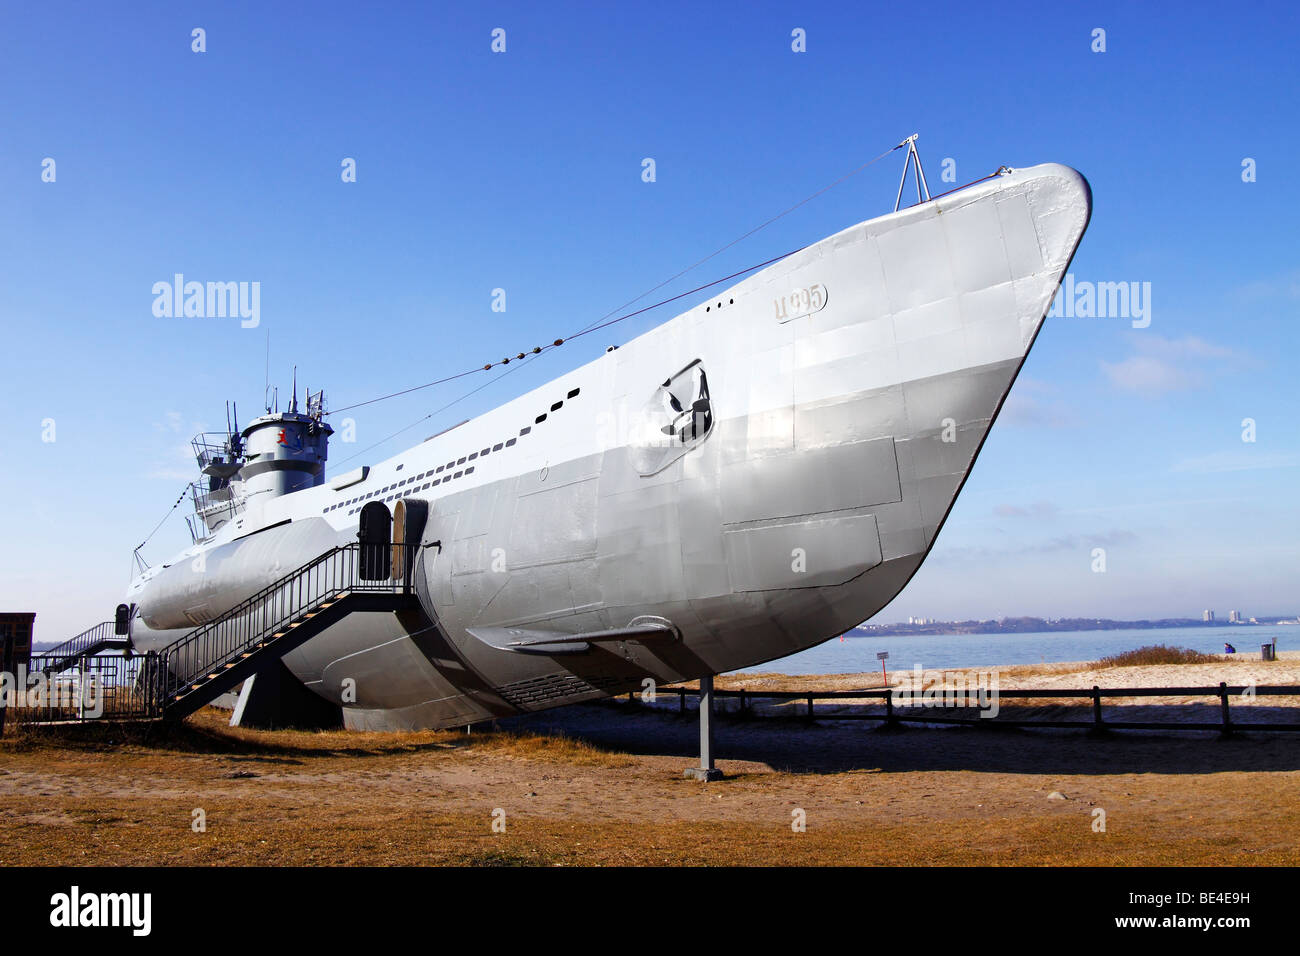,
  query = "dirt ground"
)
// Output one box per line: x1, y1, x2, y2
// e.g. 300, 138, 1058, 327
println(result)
2, 658, 1298, 867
